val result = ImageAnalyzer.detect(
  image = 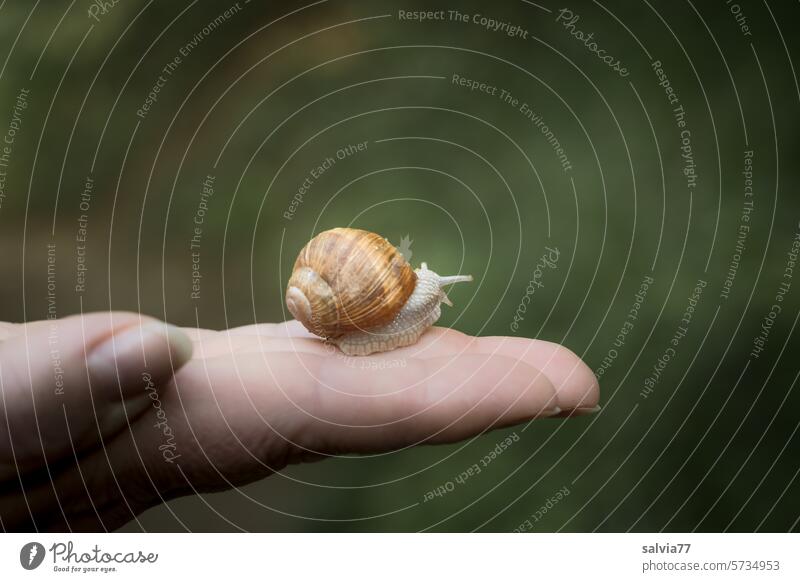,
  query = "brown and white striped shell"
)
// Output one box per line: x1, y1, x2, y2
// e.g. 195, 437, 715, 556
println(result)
286, 227, 472, 356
